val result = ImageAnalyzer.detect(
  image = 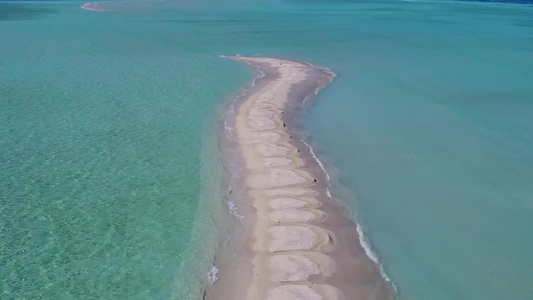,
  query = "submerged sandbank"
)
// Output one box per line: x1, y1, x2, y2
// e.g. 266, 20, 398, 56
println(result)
208, 56, 396, 300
